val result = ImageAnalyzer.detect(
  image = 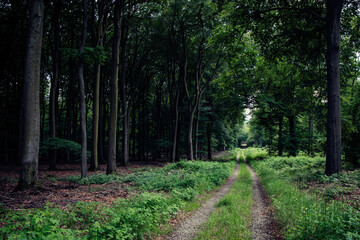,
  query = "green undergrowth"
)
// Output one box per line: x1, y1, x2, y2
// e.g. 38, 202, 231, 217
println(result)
247, 150, 360, 239
60, 173, 124, 185
124, 160, 235, 195
0, 156, 236, 240
242, 147, 268, 161
254, 155, 360, 203
196, 160, 252, 240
